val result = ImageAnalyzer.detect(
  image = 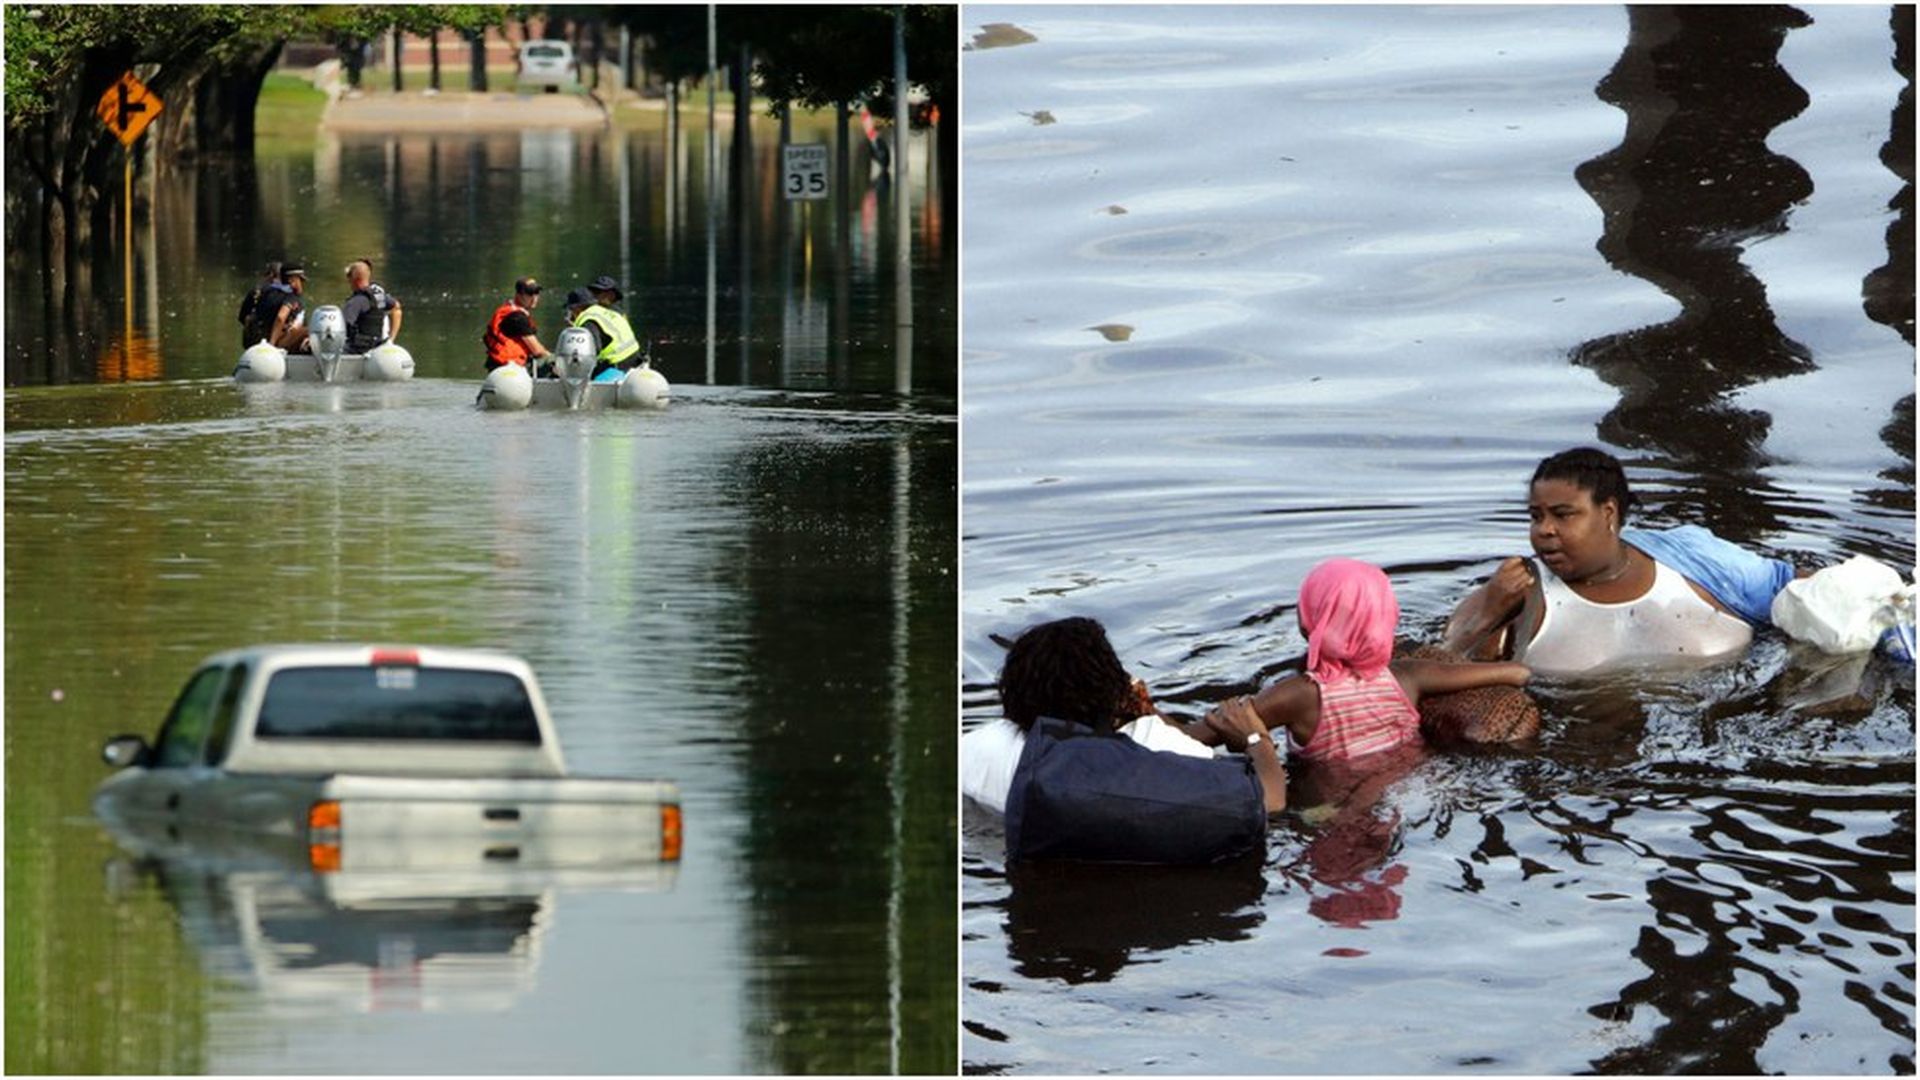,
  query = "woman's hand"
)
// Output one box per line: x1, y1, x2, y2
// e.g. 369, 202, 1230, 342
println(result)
1205, 695, 1269, 753
1443, 556, 1537, 657
1486, 556, 1537, 609
1208, 695, 1287, 813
